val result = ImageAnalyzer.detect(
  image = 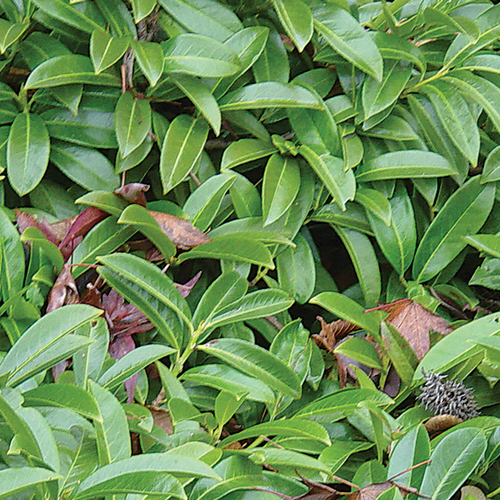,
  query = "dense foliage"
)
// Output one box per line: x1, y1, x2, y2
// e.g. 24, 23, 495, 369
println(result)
2, 0, 500, 498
